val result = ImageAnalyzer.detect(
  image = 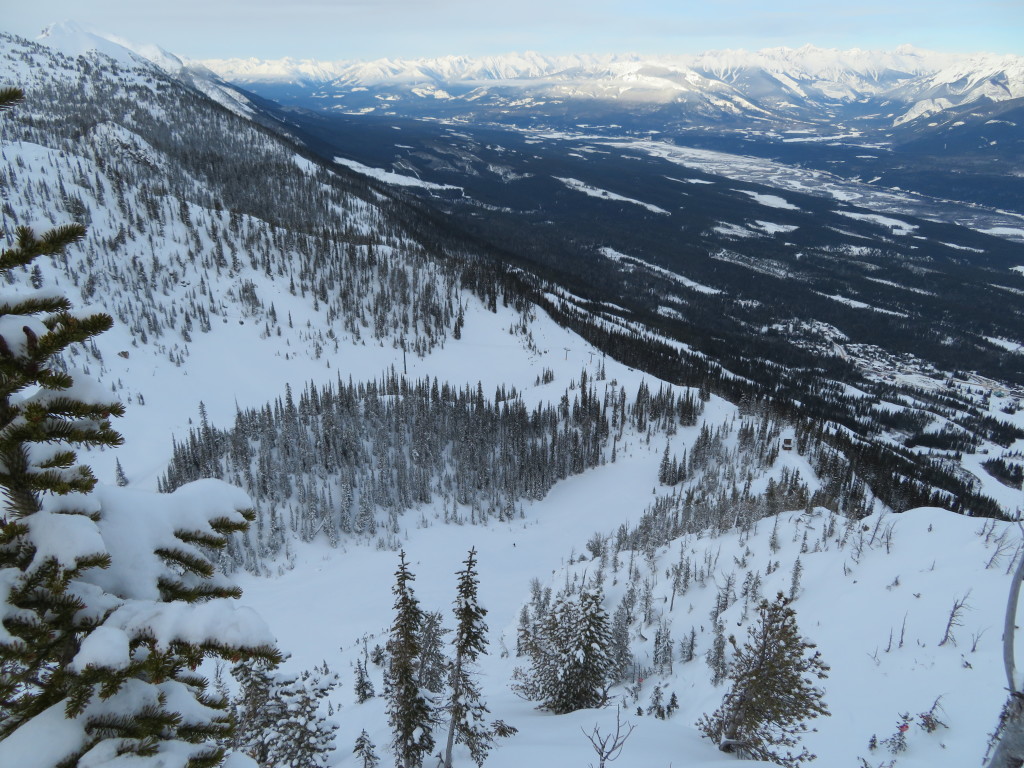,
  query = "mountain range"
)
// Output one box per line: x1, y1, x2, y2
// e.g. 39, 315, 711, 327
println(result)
196, 44, 1024, 130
